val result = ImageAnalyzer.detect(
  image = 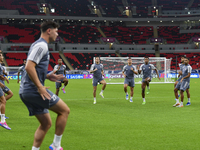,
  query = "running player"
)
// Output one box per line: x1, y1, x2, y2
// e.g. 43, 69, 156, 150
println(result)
17, 60, 26, 83
0, 54, 13, 102
0, 53, 12, 130
173, 57, 192, 107
53, 59, 68, 96
19, 20, 70, 150
122, 57, 138, 102
90, 57, 106, 104
174, 56, 191, 106
137, 56, 160, 105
